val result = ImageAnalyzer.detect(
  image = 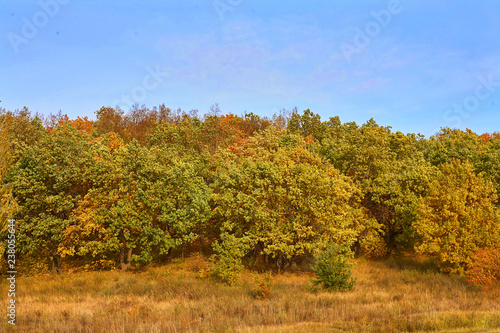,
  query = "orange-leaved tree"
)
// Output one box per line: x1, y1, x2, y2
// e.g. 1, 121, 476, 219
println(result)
466, 244, 500, 285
